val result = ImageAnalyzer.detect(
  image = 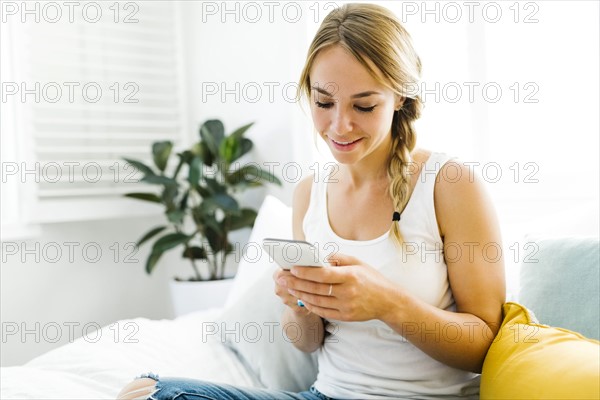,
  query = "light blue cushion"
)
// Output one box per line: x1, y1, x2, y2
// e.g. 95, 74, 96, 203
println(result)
519, 236, 599, 340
